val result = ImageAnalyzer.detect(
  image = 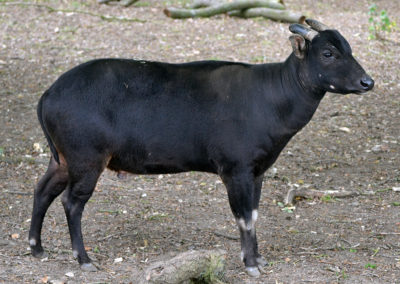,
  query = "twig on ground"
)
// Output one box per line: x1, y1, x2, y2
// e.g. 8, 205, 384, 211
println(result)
3, 190, 32, 196
375, 232, 400, 236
